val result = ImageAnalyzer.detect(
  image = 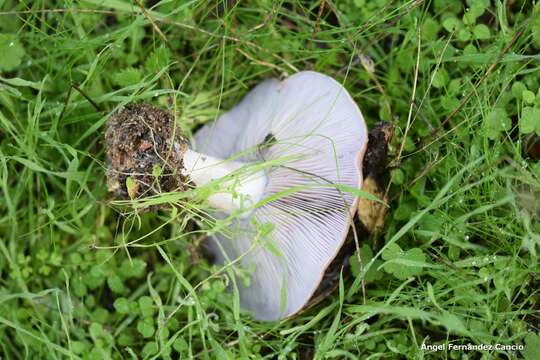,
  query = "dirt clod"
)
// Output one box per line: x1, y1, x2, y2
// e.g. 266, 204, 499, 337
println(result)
105, 103, 189, 199
358, 122, 394, 233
